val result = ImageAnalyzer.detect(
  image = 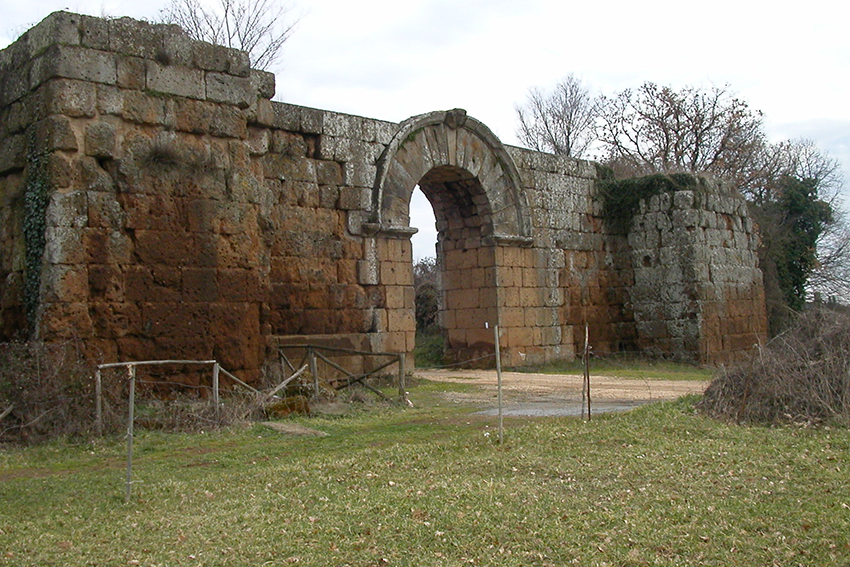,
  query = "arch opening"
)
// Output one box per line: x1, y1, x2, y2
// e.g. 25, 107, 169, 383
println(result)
370, 110, 531, 367
413, 165, 499, 366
